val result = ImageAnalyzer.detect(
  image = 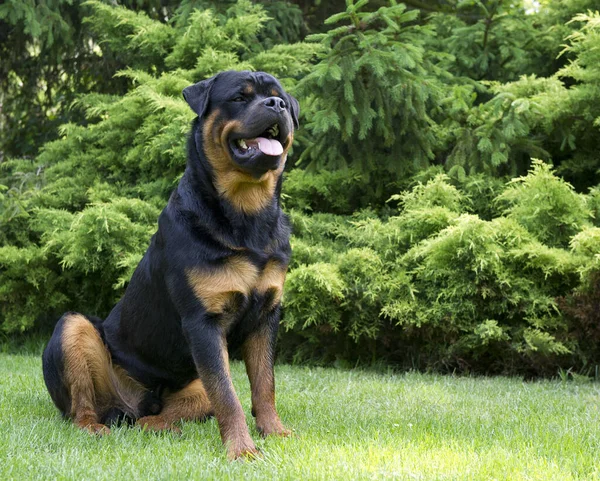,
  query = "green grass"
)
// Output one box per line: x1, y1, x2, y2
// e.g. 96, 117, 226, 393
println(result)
1, 353, 599, 480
